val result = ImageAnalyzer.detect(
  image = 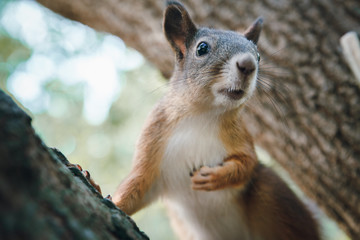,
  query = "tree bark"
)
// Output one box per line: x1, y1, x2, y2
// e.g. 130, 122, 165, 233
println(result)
0, 90, 148, 240
33, 0, 360, 238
